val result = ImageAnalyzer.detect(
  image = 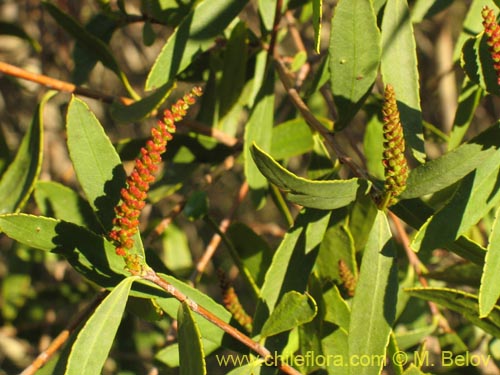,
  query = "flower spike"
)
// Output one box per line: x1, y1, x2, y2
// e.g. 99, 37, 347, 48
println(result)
379, 84, 409, 210
482, 6, 500, 85
109, 87, 202, 265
